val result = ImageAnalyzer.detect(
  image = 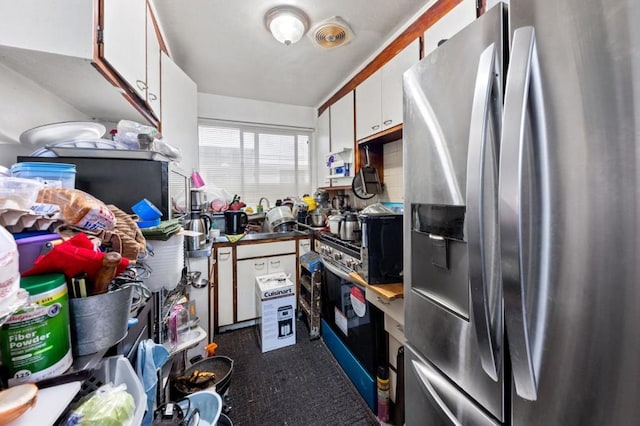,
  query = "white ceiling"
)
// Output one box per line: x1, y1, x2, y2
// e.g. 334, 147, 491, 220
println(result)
152, 0, 432, 108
